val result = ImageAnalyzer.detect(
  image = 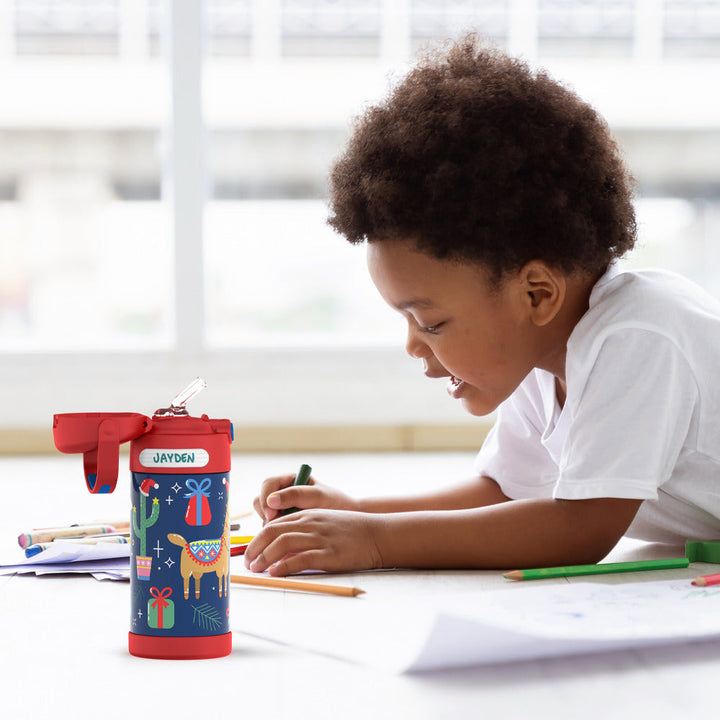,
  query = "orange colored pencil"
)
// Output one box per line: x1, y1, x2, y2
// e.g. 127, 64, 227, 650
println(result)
230, 574, 364, 597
